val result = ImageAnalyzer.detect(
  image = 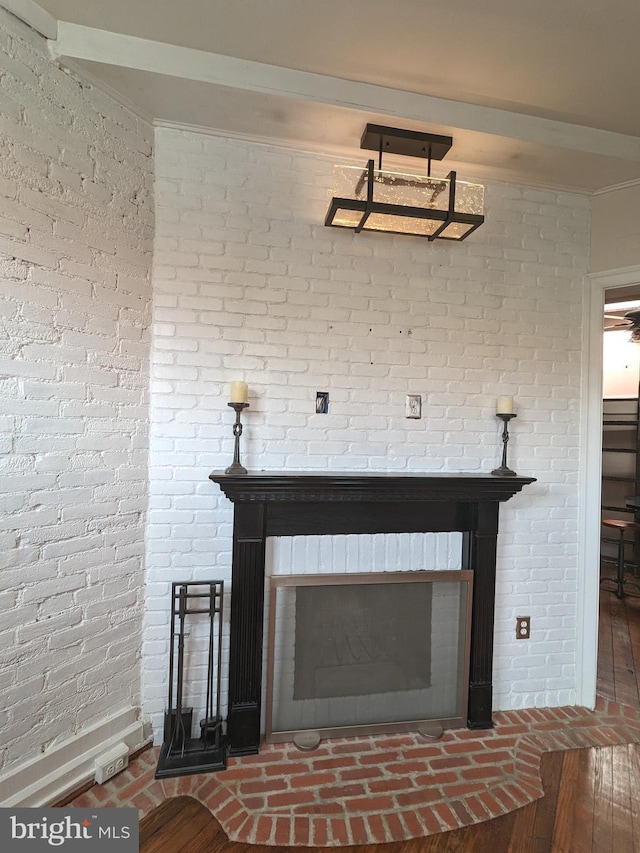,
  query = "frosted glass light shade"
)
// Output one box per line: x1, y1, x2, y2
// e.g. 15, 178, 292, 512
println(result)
325, 163, 484, 241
